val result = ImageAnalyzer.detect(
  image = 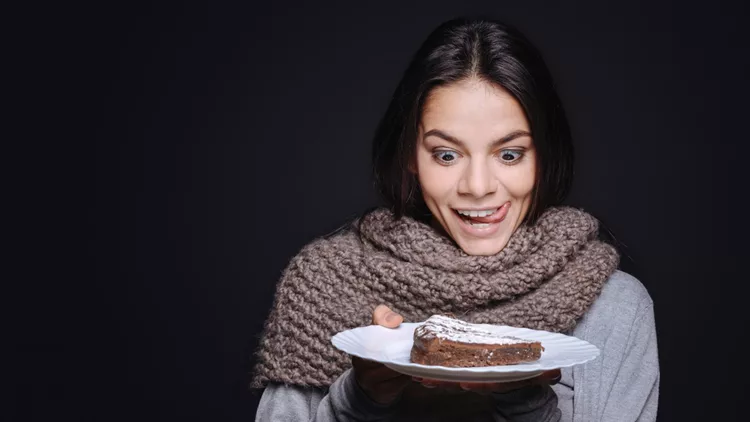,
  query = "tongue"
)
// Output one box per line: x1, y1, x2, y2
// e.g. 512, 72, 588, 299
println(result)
468, 215, 495, 223
465, 206, 507, 224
